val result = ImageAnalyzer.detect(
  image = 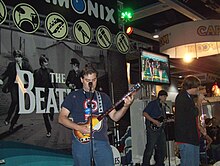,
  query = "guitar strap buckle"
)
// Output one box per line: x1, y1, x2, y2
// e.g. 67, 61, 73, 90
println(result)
96, 91, 103, 113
